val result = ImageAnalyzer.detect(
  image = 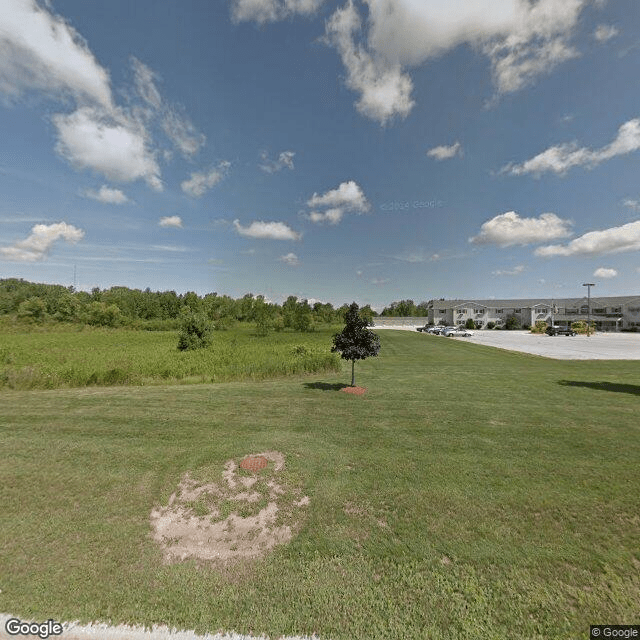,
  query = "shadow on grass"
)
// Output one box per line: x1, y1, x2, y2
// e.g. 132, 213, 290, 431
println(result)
303, 382, 349, 391
558, 380, 640, 396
